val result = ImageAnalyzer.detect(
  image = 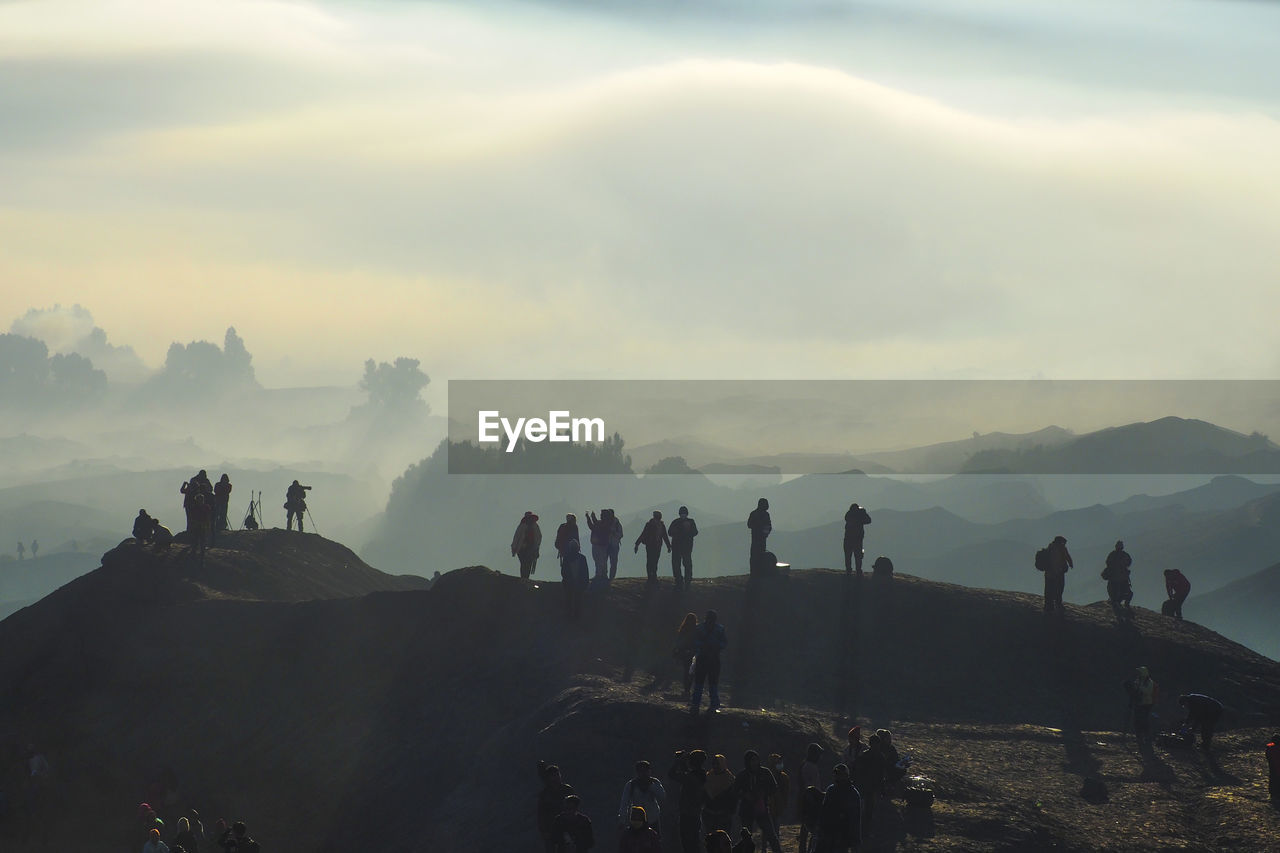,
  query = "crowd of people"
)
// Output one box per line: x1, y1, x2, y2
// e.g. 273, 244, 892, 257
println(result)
135, 802, 261, 853
1034, 536, 1194, 621
538, 729, 915, 853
